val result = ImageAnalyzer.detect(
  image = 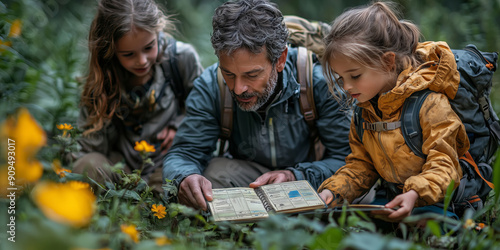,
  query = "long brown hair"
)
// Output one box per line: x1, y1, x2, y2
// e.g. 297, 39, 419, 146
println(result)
81, 0, 172, 135
322, 1, 423, 105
